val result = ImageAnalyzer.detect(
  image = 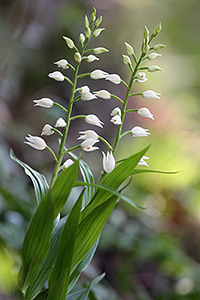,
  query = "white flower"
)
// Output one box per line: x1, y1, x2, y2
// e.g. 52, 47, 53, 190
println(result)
54, 59, 68, 69
79, 33, 85, 44
41, 124, 54, 136
85, 114, 104, 128
102, 151, 115, 173
93, 47, 109, 54
90, 69, 108, 79
63, 36, 75, 49
124, 42, 135, 56
55, 118, 67, 128
136, 72, 148, 83
94, 90, 111, 99
148, 65, 163, 72
86, 55, 99, 62
122, 55, 132, 65
78, 130, 99, 140
48, 71, 65, 81
143, 90, 161, 100
74, 52, 82, 63
93, 28, 105, 37
111, 107, 121, 117
81, 91, 97, 101
24, 134, 47, 150
80, 139, 99, 152
33, 98, 54, 108
105, 74, 121, 85
130, 126, 150, 137
137, 107, 154, 120
110, 115, 122, 125
79, 86, 90, 93
138, 156, 150, 167
148, 53, 162, 60
63, 159, 74, 169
